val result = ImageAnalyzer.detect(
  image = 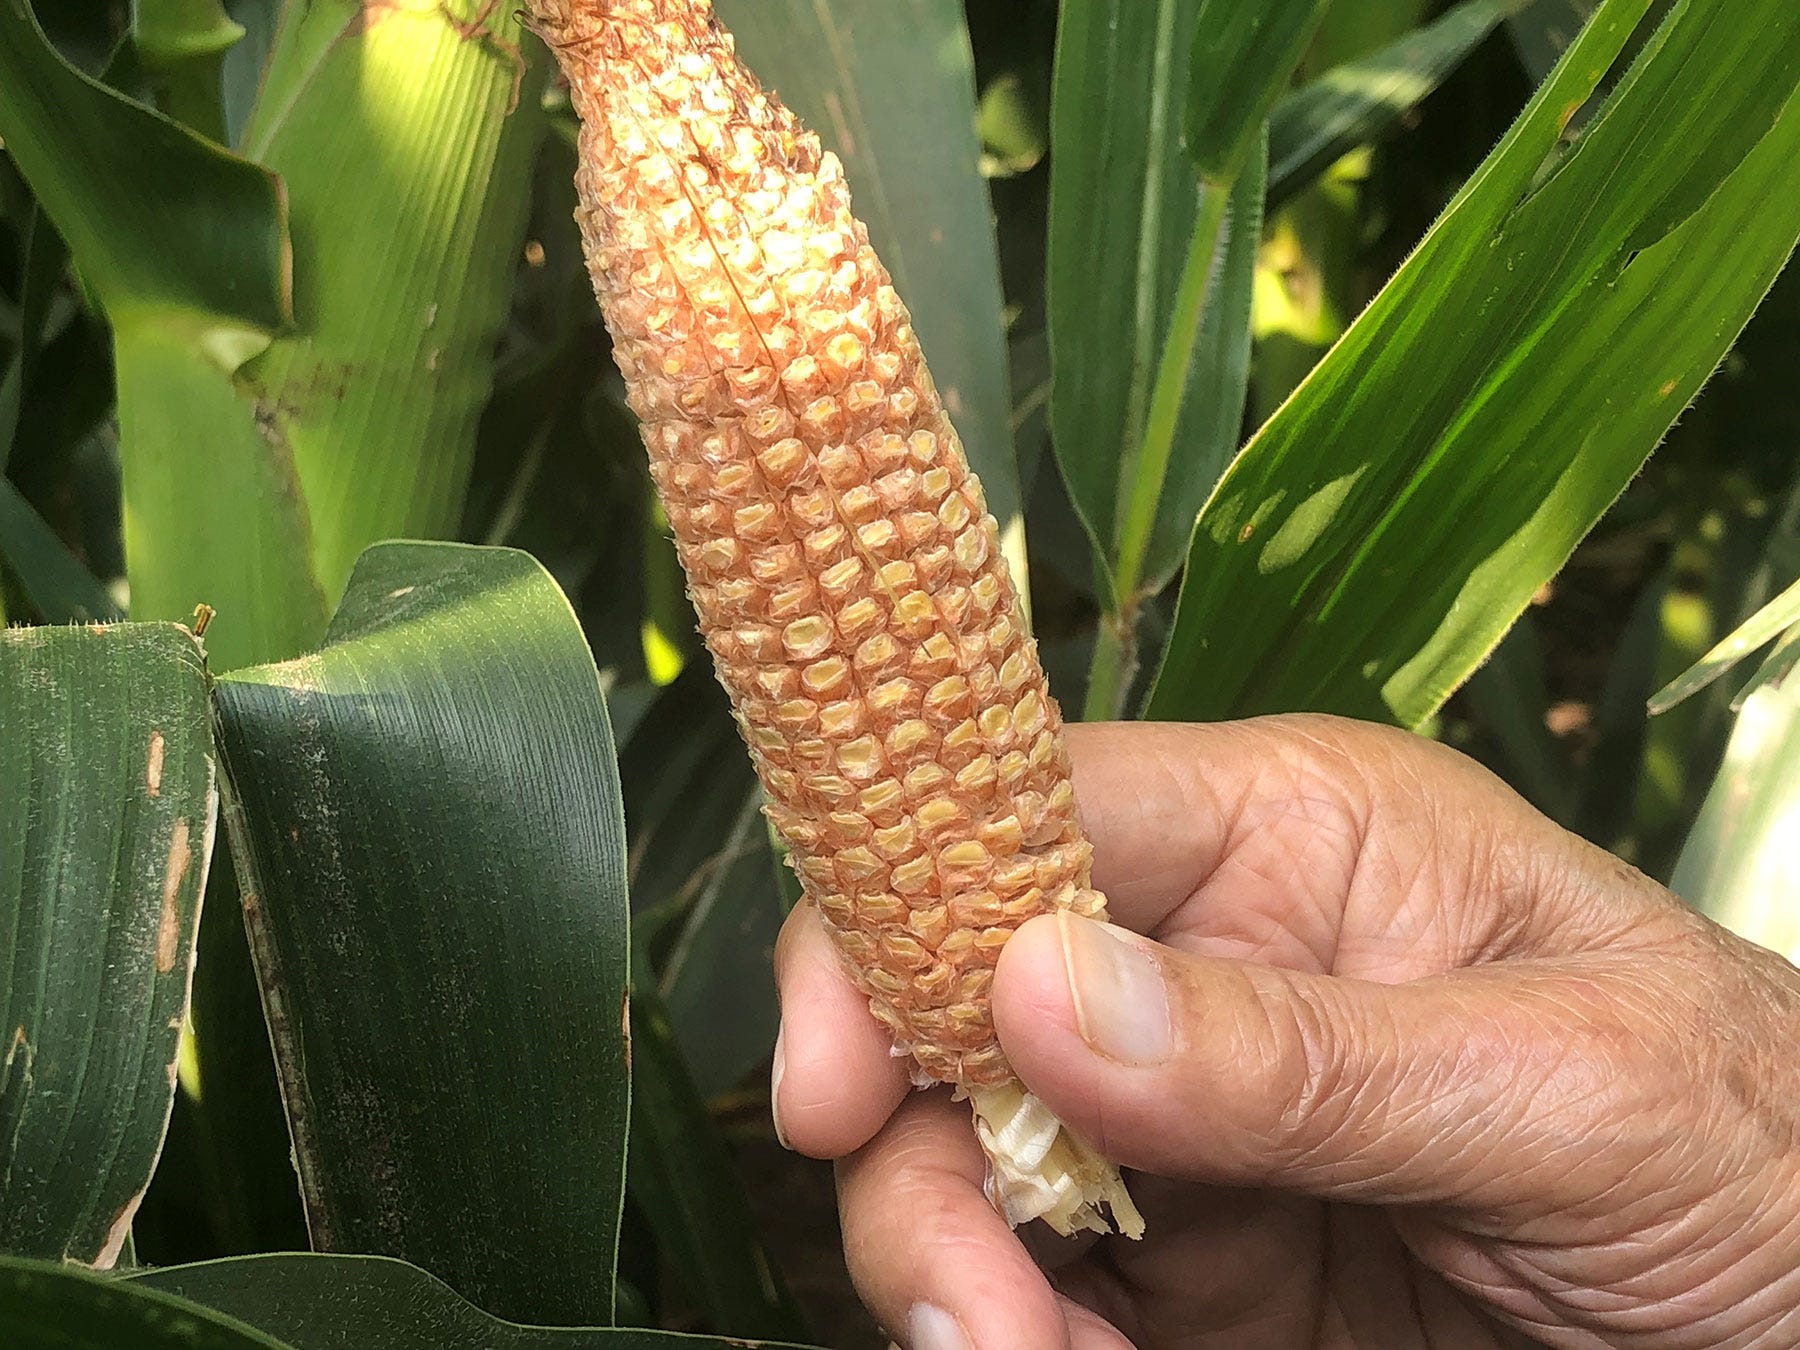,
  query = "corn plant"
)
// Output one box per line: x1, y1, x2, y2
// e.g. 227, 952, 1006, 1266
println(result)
0, 0, 1795, 1343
